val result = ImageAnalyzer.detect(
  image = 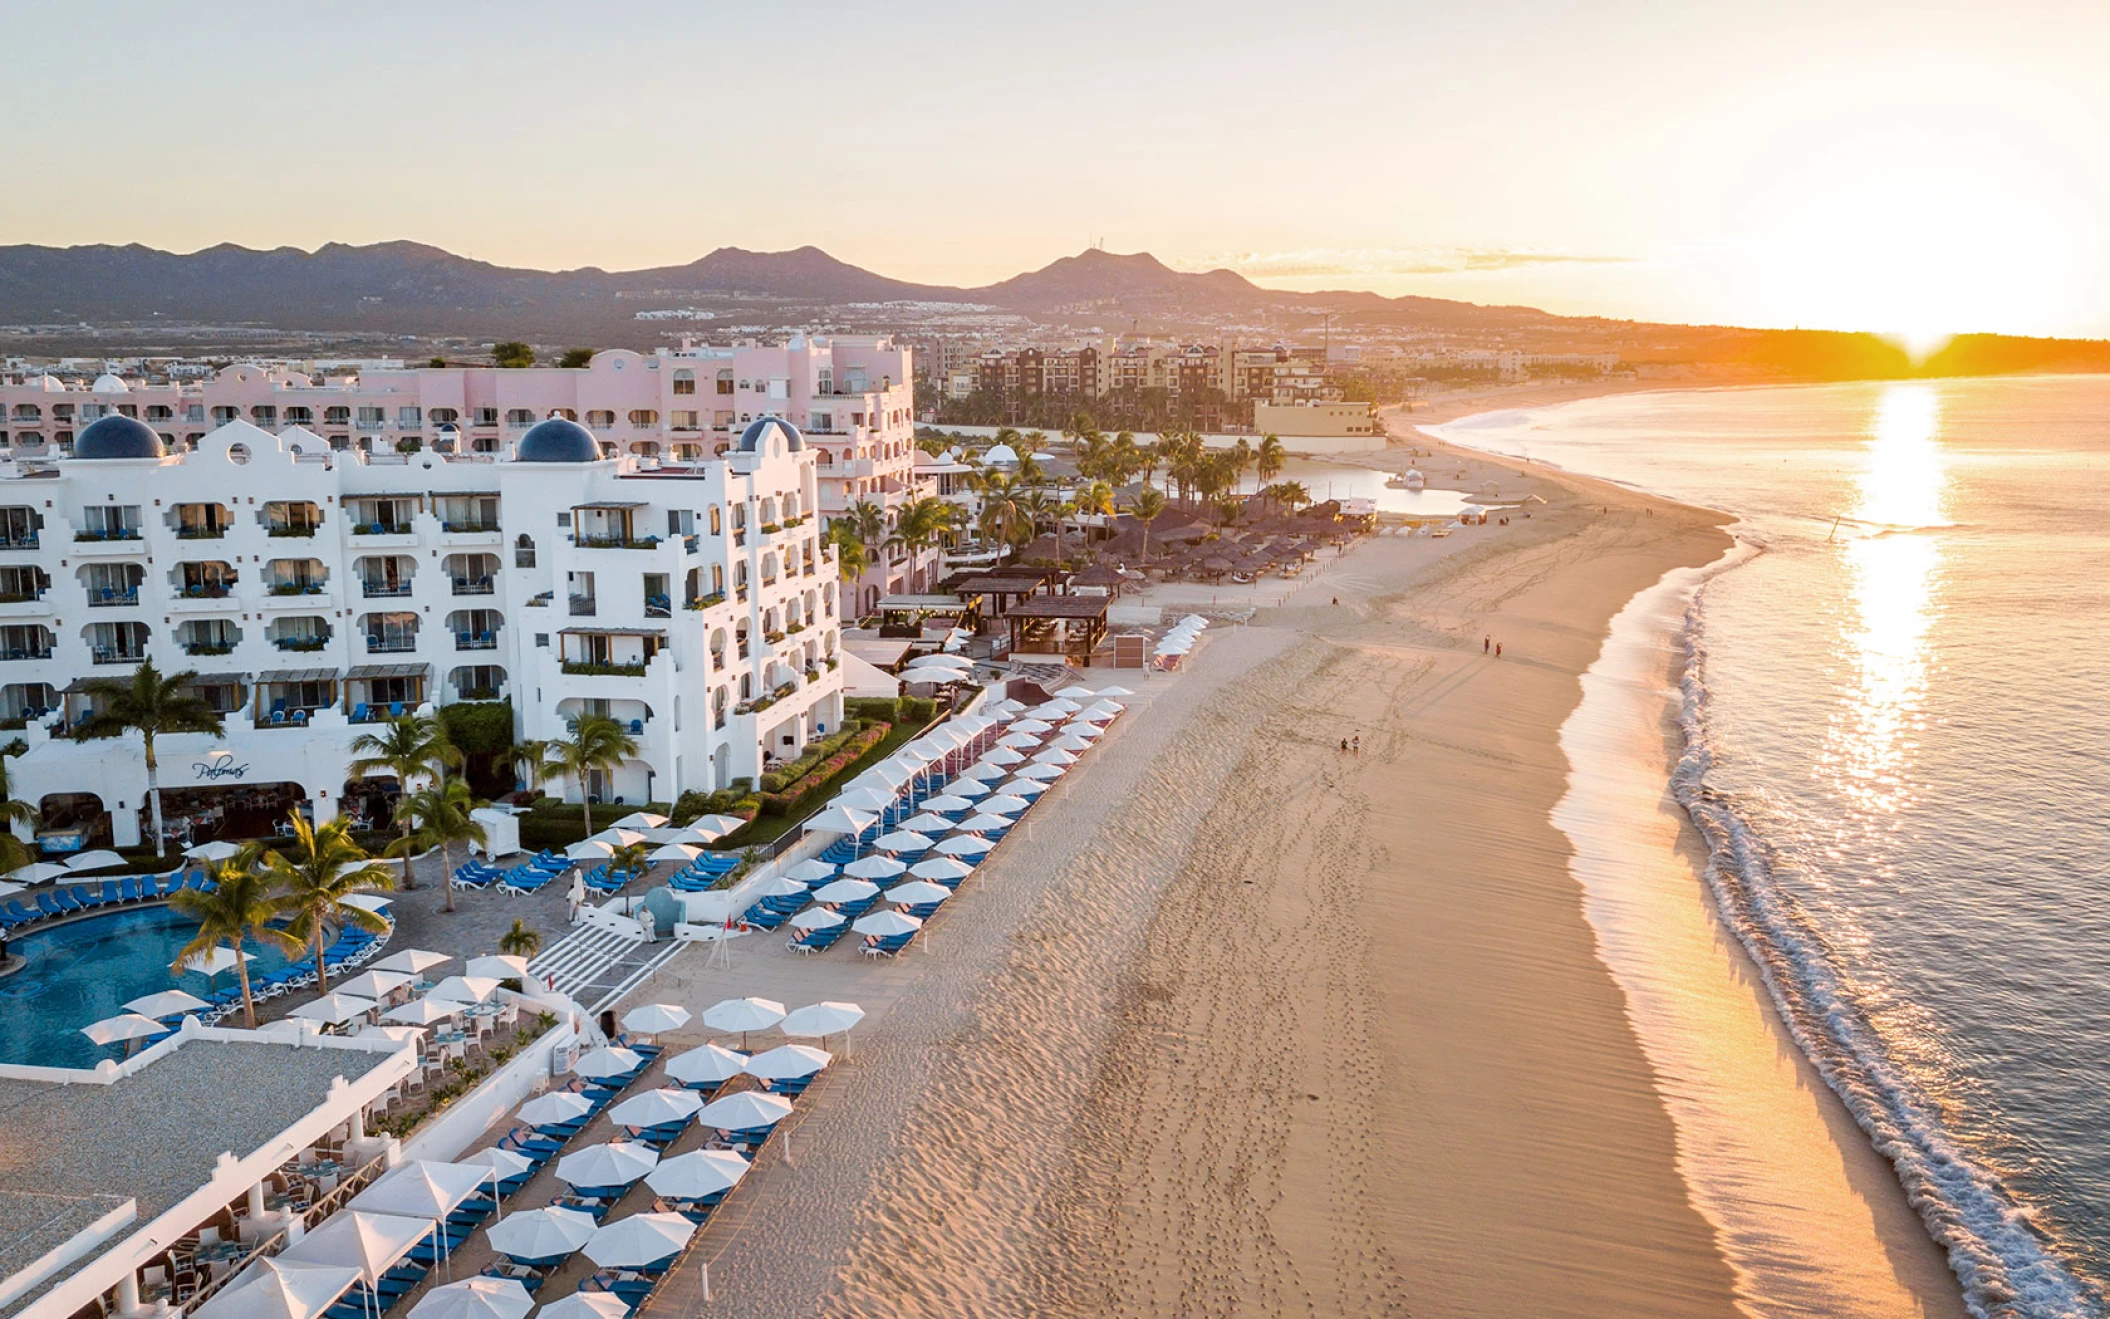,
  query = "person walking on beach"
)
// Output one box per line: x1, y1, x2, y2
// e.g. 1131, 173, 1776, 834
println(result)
1484, 635, 1490, 654
1496, 642, 1503, 658
1352, 734, 1361, 754
1341, 737, 1350, 753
